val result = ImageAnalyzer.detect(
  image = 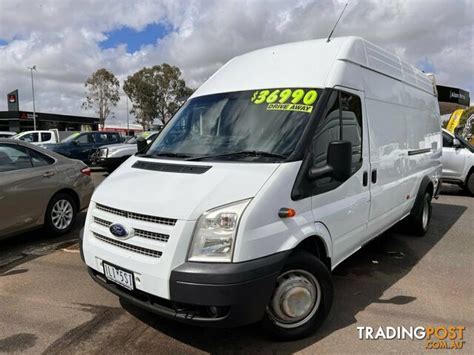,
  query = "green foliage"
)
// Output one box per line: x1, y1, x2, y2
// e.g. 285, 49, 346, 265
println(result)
123, 64, 193, 129
82, 68, 120, 127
